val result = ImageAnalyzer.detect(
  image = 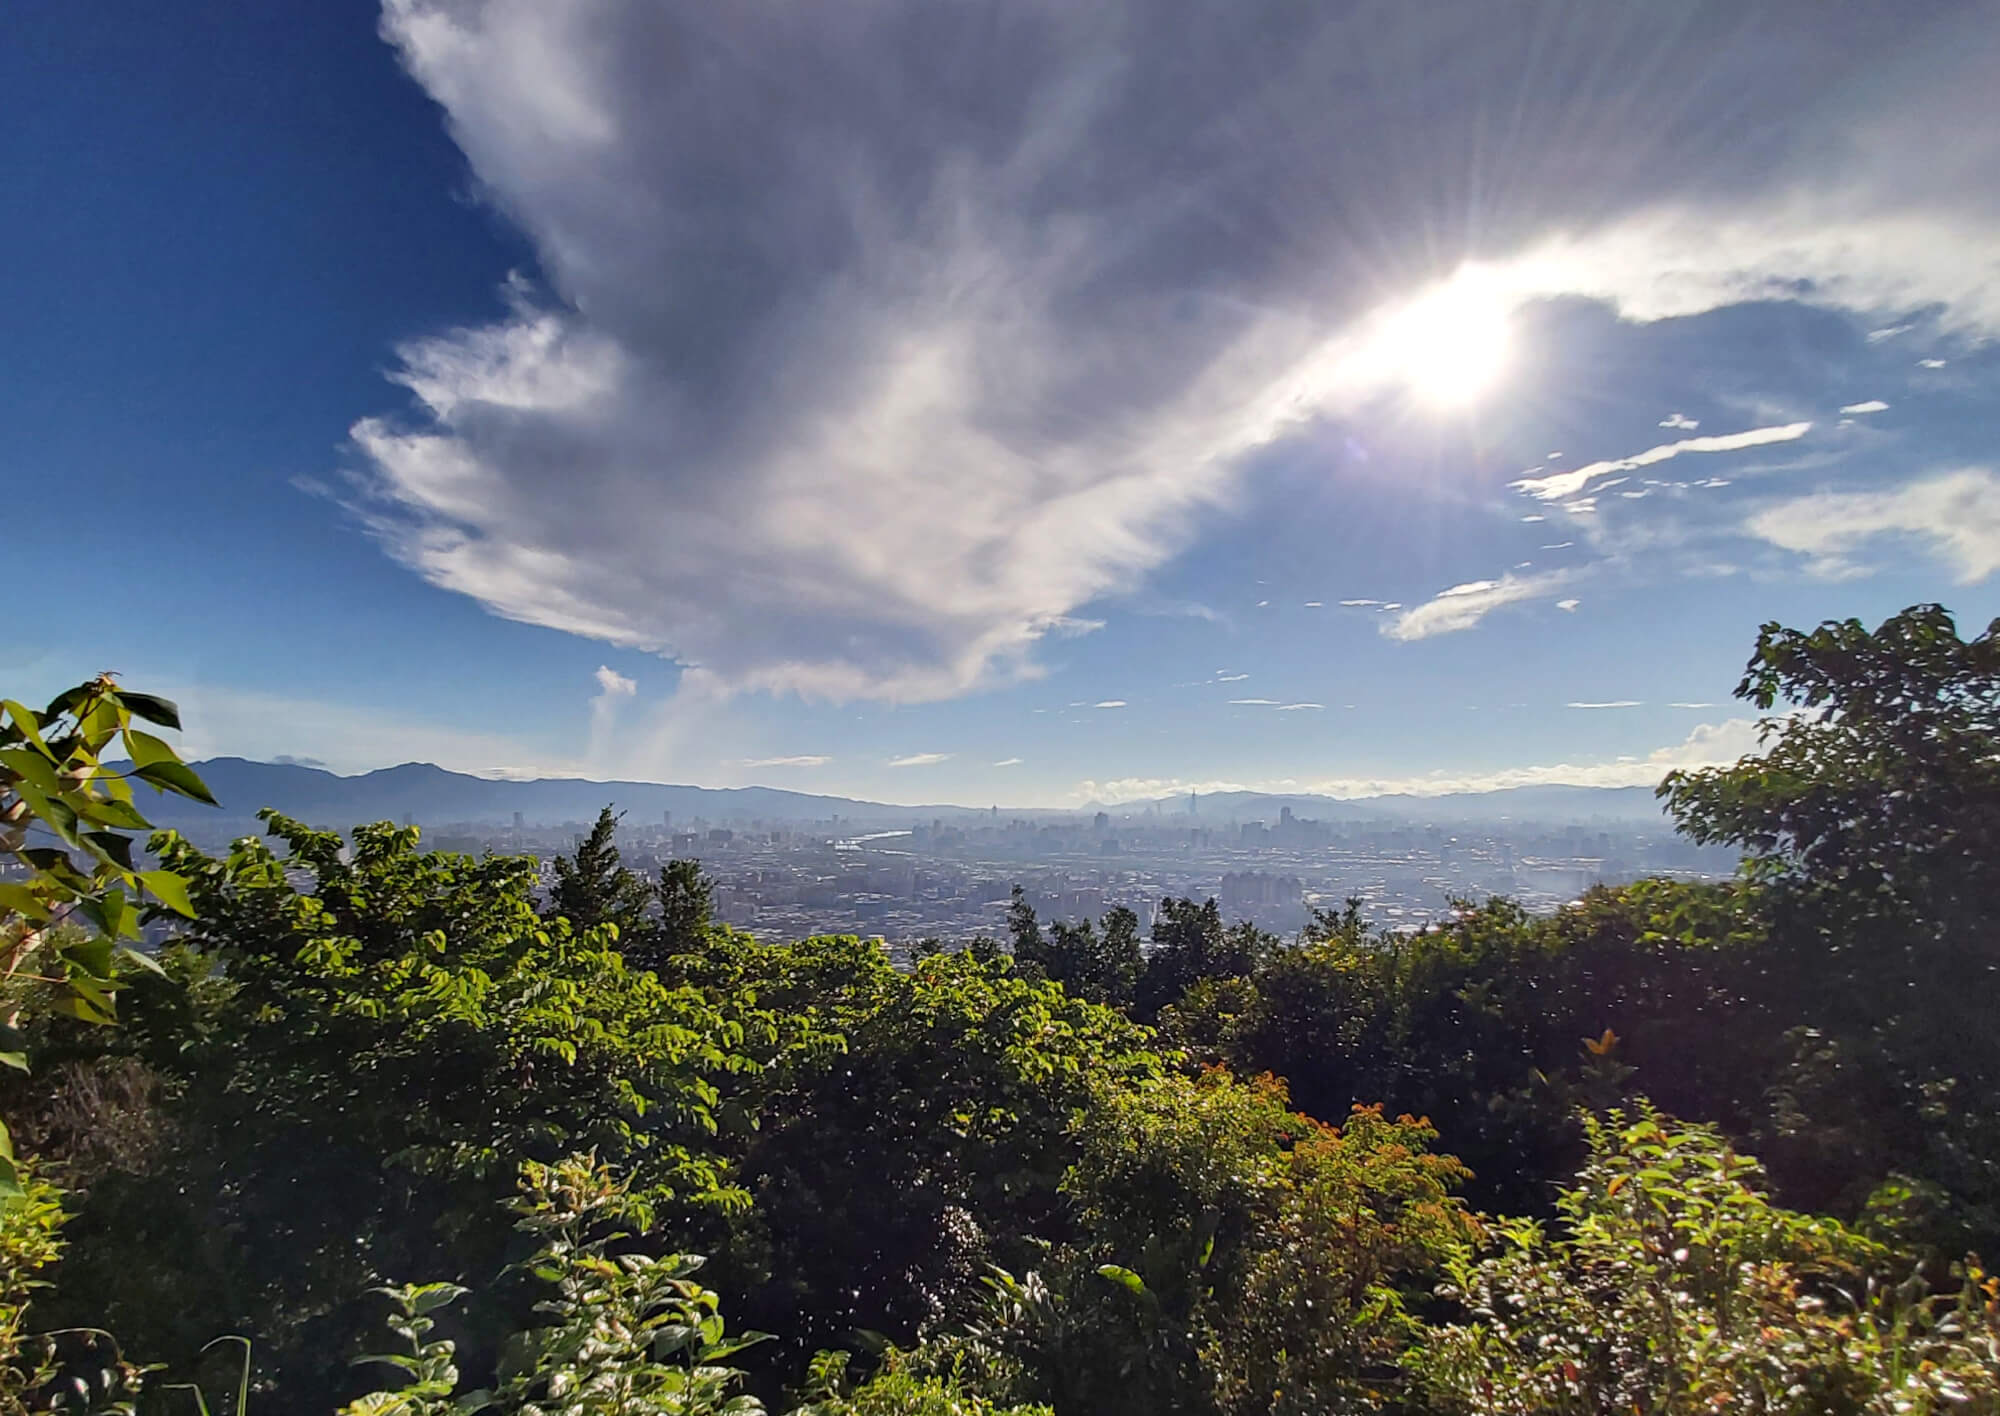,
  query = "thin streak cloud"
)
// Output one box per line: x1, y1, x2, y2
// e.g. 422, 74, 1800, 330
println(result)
1511, 423, 1814, 503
